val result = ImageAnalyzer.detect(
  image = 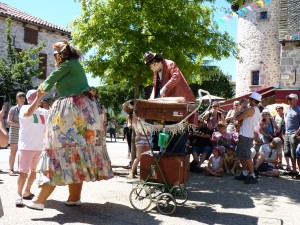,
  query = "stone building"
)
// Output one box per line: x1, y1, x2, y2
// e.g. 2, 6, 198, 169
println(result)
0, 2, 71, 87
235, 0, 300, 96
